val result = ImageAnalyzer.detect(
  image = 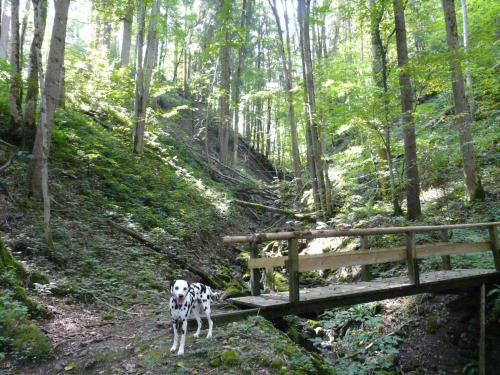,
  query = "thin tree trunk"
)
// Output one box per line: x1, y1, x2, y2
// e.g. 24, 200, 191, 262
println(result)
8, 0, 22, 143
393, 0, 421, 219
30, 0, 71, 248
0, 5, 10, 60
23, 0, 47, 150
120, 1, 133, 67
133, 2, 145, 153
231, 0, 251, 164
460, 0, 474, 117
441, 0, 483, 200
134, 0, 160, 155
298, 0, 330, 215
218, 0, 231, 164
269, 0, 302, 190
369, 0, 402, 215
19, 0, 31, 80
